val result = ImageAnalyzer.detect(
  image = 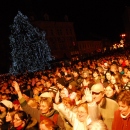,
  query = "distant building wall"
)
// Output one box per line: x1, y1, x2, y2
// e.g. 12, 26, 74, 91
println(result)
32, 21, 78, 59
77, 40, 103, 55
